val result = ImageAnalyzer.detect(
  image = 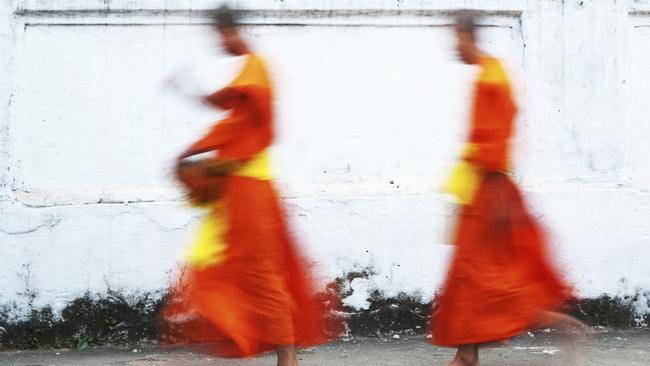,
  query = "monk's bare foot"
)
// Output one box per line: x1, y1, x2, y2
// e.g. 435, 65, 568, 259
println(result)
447, 346, 480, 366
277, 357, 299, 366
276, 345, 299, 366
